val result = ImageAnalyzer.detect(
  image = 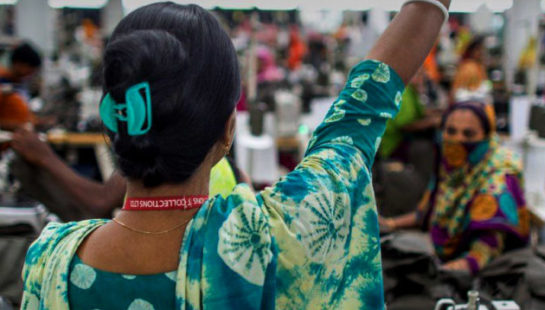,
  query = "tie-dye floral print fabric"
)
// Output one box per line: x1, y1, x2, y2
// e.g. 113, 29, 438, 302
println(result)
68, 255, 177, 309
21, 60, 404, 310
